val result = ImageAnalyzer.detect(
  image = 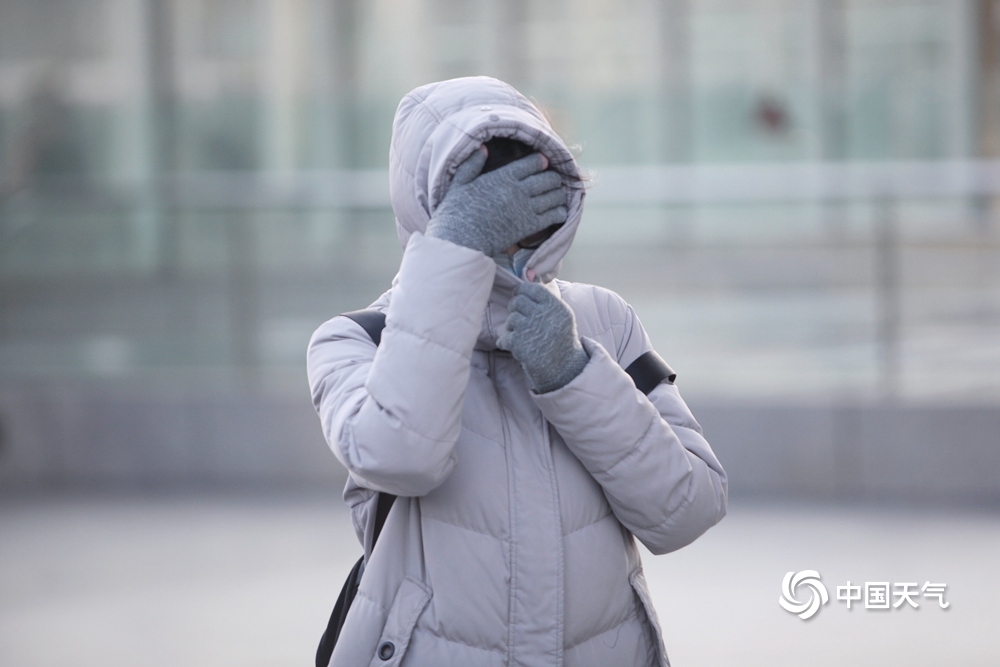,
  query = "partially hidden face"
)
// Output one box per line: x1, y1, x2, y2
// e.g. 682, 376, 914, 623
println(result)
481, 137, 565, 263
